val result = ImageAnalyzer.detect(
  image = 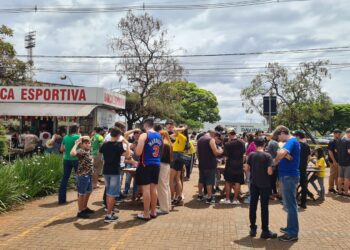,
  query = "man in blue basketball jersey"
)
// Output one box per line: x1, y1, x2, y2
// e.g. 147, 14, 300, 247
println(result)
135, 117, 163, 220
